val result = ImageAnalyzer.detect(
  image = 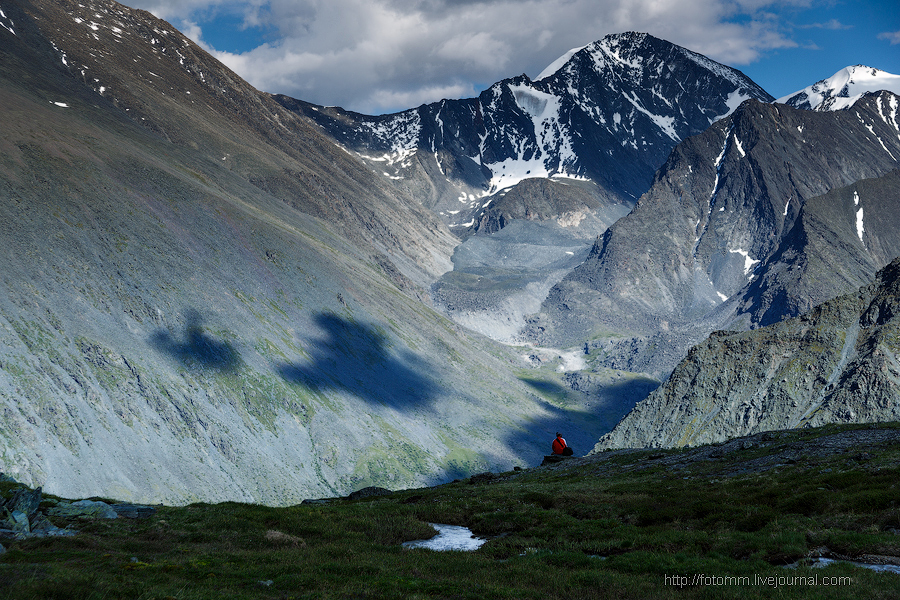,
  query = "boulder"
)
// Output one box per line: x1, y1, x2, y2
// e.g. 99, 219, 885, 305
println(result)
7, 510, 29, 534
110, 504, 156, 519
3, 487, 42, 521
346, 487, 393, 501
48, 499, 118, 520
